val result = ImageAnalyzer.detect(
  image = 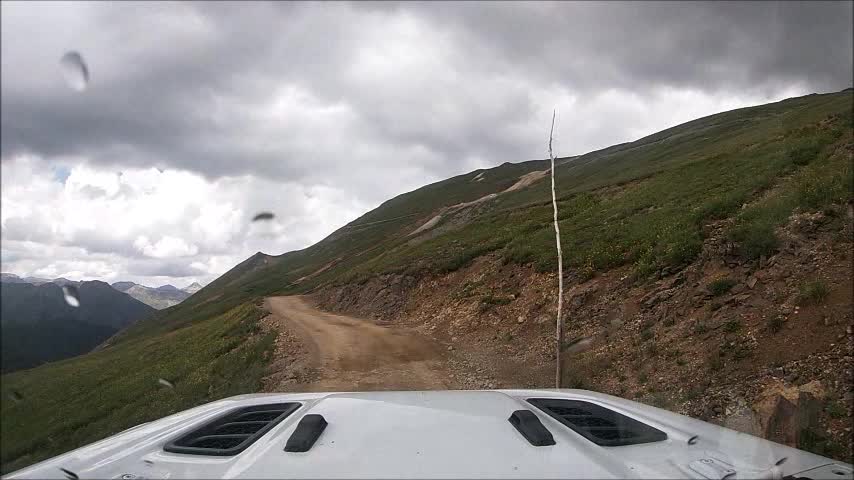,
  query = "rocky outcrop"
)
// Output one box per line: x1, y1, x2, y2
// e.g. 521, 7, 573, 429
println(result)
729, 380, 827, 447
316, 274, 417, 322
